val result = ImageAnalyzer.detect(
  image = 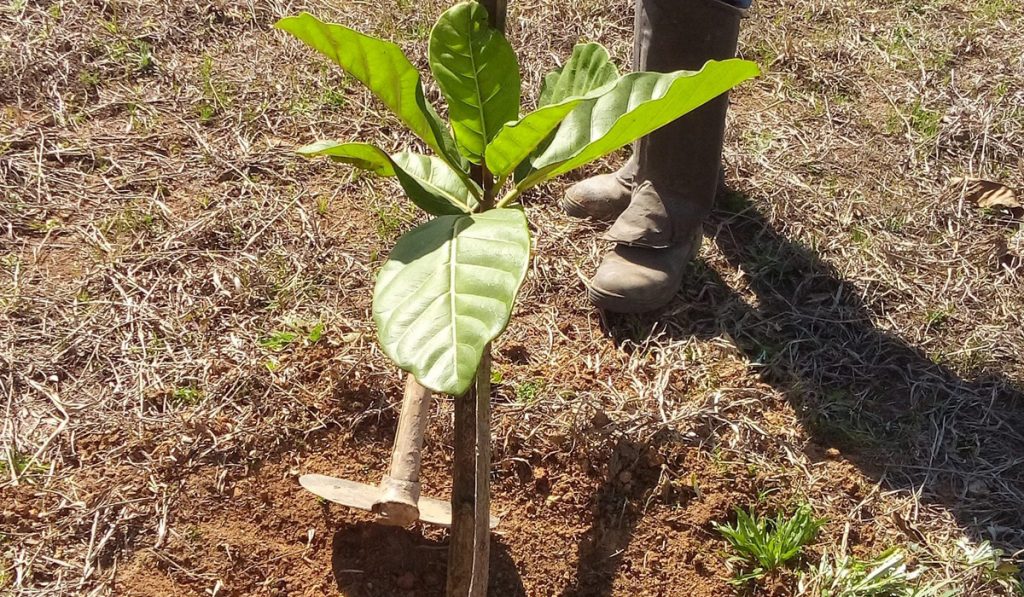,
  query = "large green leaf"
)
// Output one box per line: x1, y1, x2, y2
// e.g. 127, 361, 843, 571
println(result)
520, 59, 760, 190
298, 141, 479, 215
275, 13, 464, 170
538, 43, 620, 107
428, 2, 520, 164
485, 43, 620, 180
373, 208, 530, 395
298, 140, 396, 175
391, 152, 480, 214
